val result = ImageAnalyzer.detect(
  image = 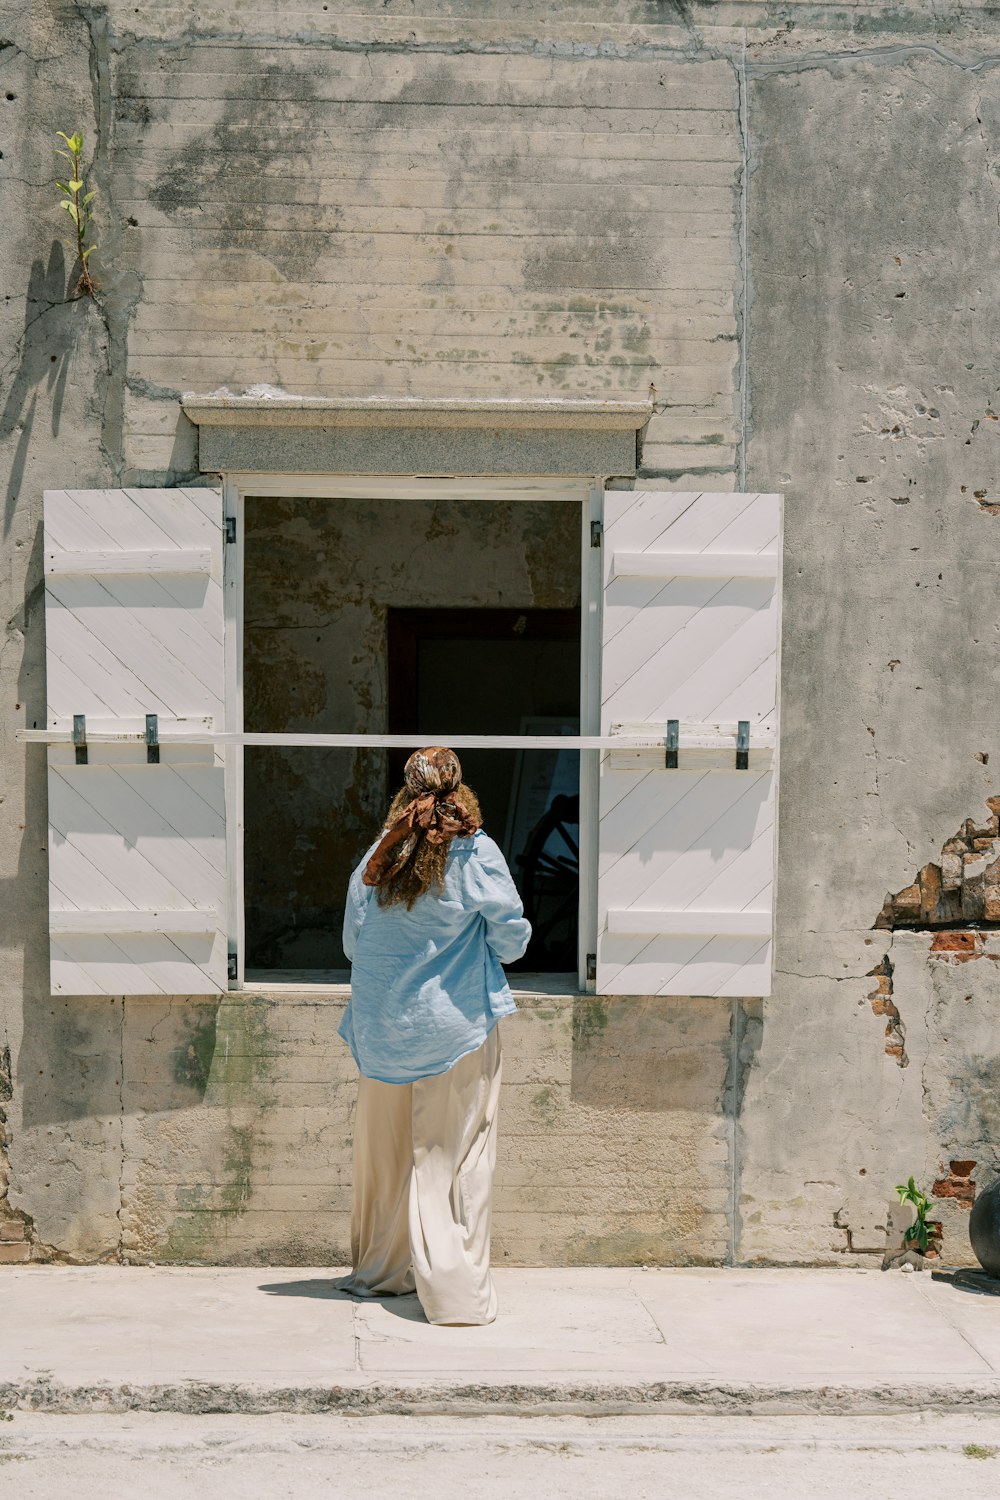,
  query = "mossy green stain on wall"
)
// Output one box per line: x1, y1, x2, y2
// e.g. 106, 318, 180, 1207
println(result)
169, 1000, 277, 1105
530, 1086, 559, 1126
221, 1123, 255, 1215
572, 996, 609, 1049
620, 323, 652, 354
161, 1123, 261, 1262
203, 1000, 278, 1106
160, 1000, 279, 1262
171, 1007, 218, 1096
